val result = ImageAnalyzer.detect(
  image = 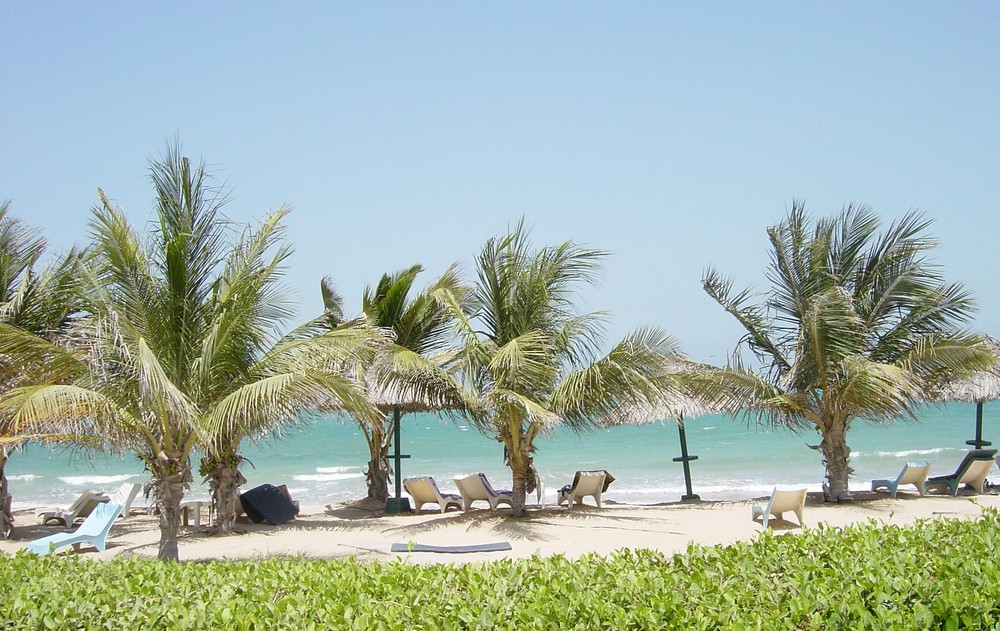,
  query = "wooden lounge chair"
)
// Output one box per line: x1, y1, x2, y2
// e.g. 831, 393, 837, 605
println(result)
752, 487, 806, 529
26, 503, 122, 556
454, 473, 513, 510
403, 476, 463, 513
557, 470, 614, 509
870, 461, 931, 498
35, 490, 109, 526
925, 449, 997, 496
